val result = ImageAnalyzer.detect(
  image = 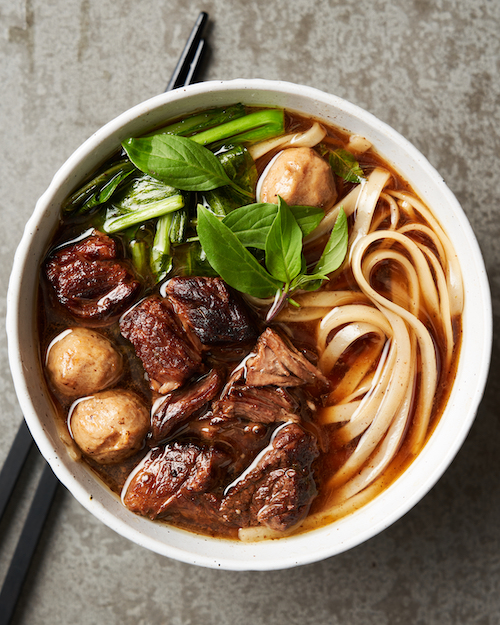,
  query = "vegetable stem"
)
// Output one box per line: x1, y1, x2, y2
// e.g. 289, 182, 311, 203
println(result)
62, 160, 136, 214
103, 194, 184, 233
149, 104, 246, 138
190, 109, 285, 146
150, 213, 174, 280
129, 240, 148, 275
